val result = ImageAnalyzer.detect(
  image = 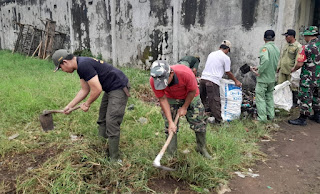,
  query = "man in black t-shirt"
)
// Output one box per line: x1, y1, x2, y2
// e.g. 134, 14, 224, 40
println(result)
52, 49, 130, 161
